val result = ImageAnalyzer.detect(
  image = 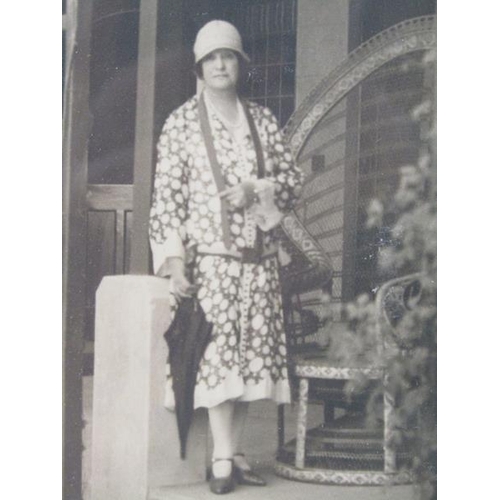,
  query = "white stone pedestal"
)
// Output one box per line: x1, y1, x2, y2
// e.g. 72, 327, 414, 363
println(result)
90, 275, 208, 500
